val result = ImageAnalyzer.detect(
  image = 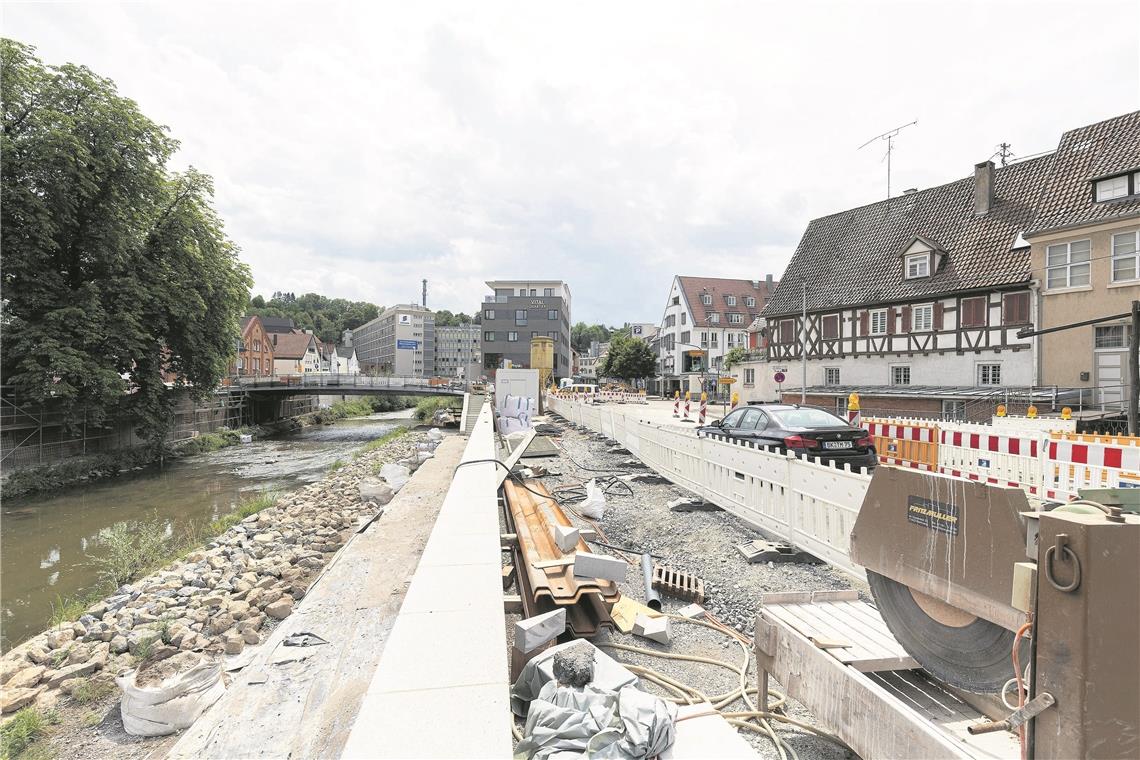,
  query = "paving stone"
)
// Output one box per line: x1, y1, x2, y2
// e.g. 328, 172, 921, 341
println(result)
572, 551, 627, 582
552, 524, 580, 553
632, 613, 672, 645
514, 609, 566, 653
